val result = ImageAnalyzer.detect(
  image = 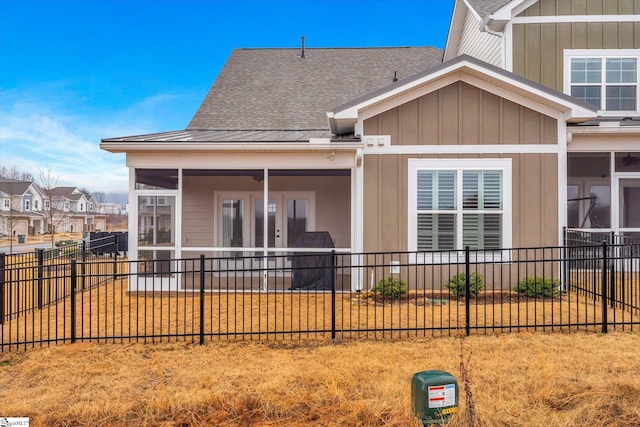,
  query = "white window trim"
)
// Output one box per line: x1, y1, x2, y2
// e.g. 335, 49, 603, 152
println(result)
564, 49, 640, 115
408, 158, 512, 262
